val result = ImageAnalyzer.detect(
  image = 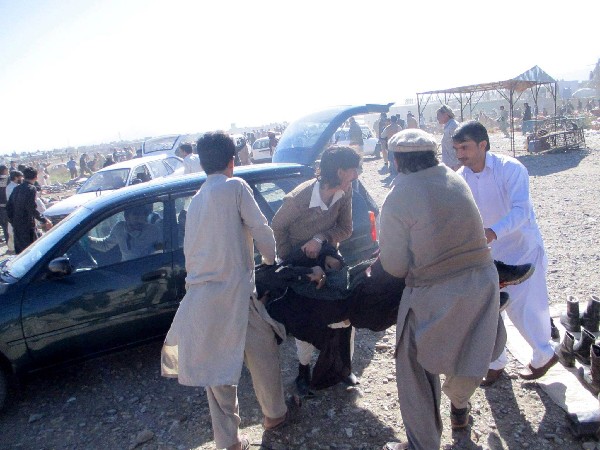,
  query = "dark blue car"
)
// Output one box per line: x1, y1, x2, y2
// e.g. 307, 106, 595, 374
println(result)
0, 160, 379, 410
